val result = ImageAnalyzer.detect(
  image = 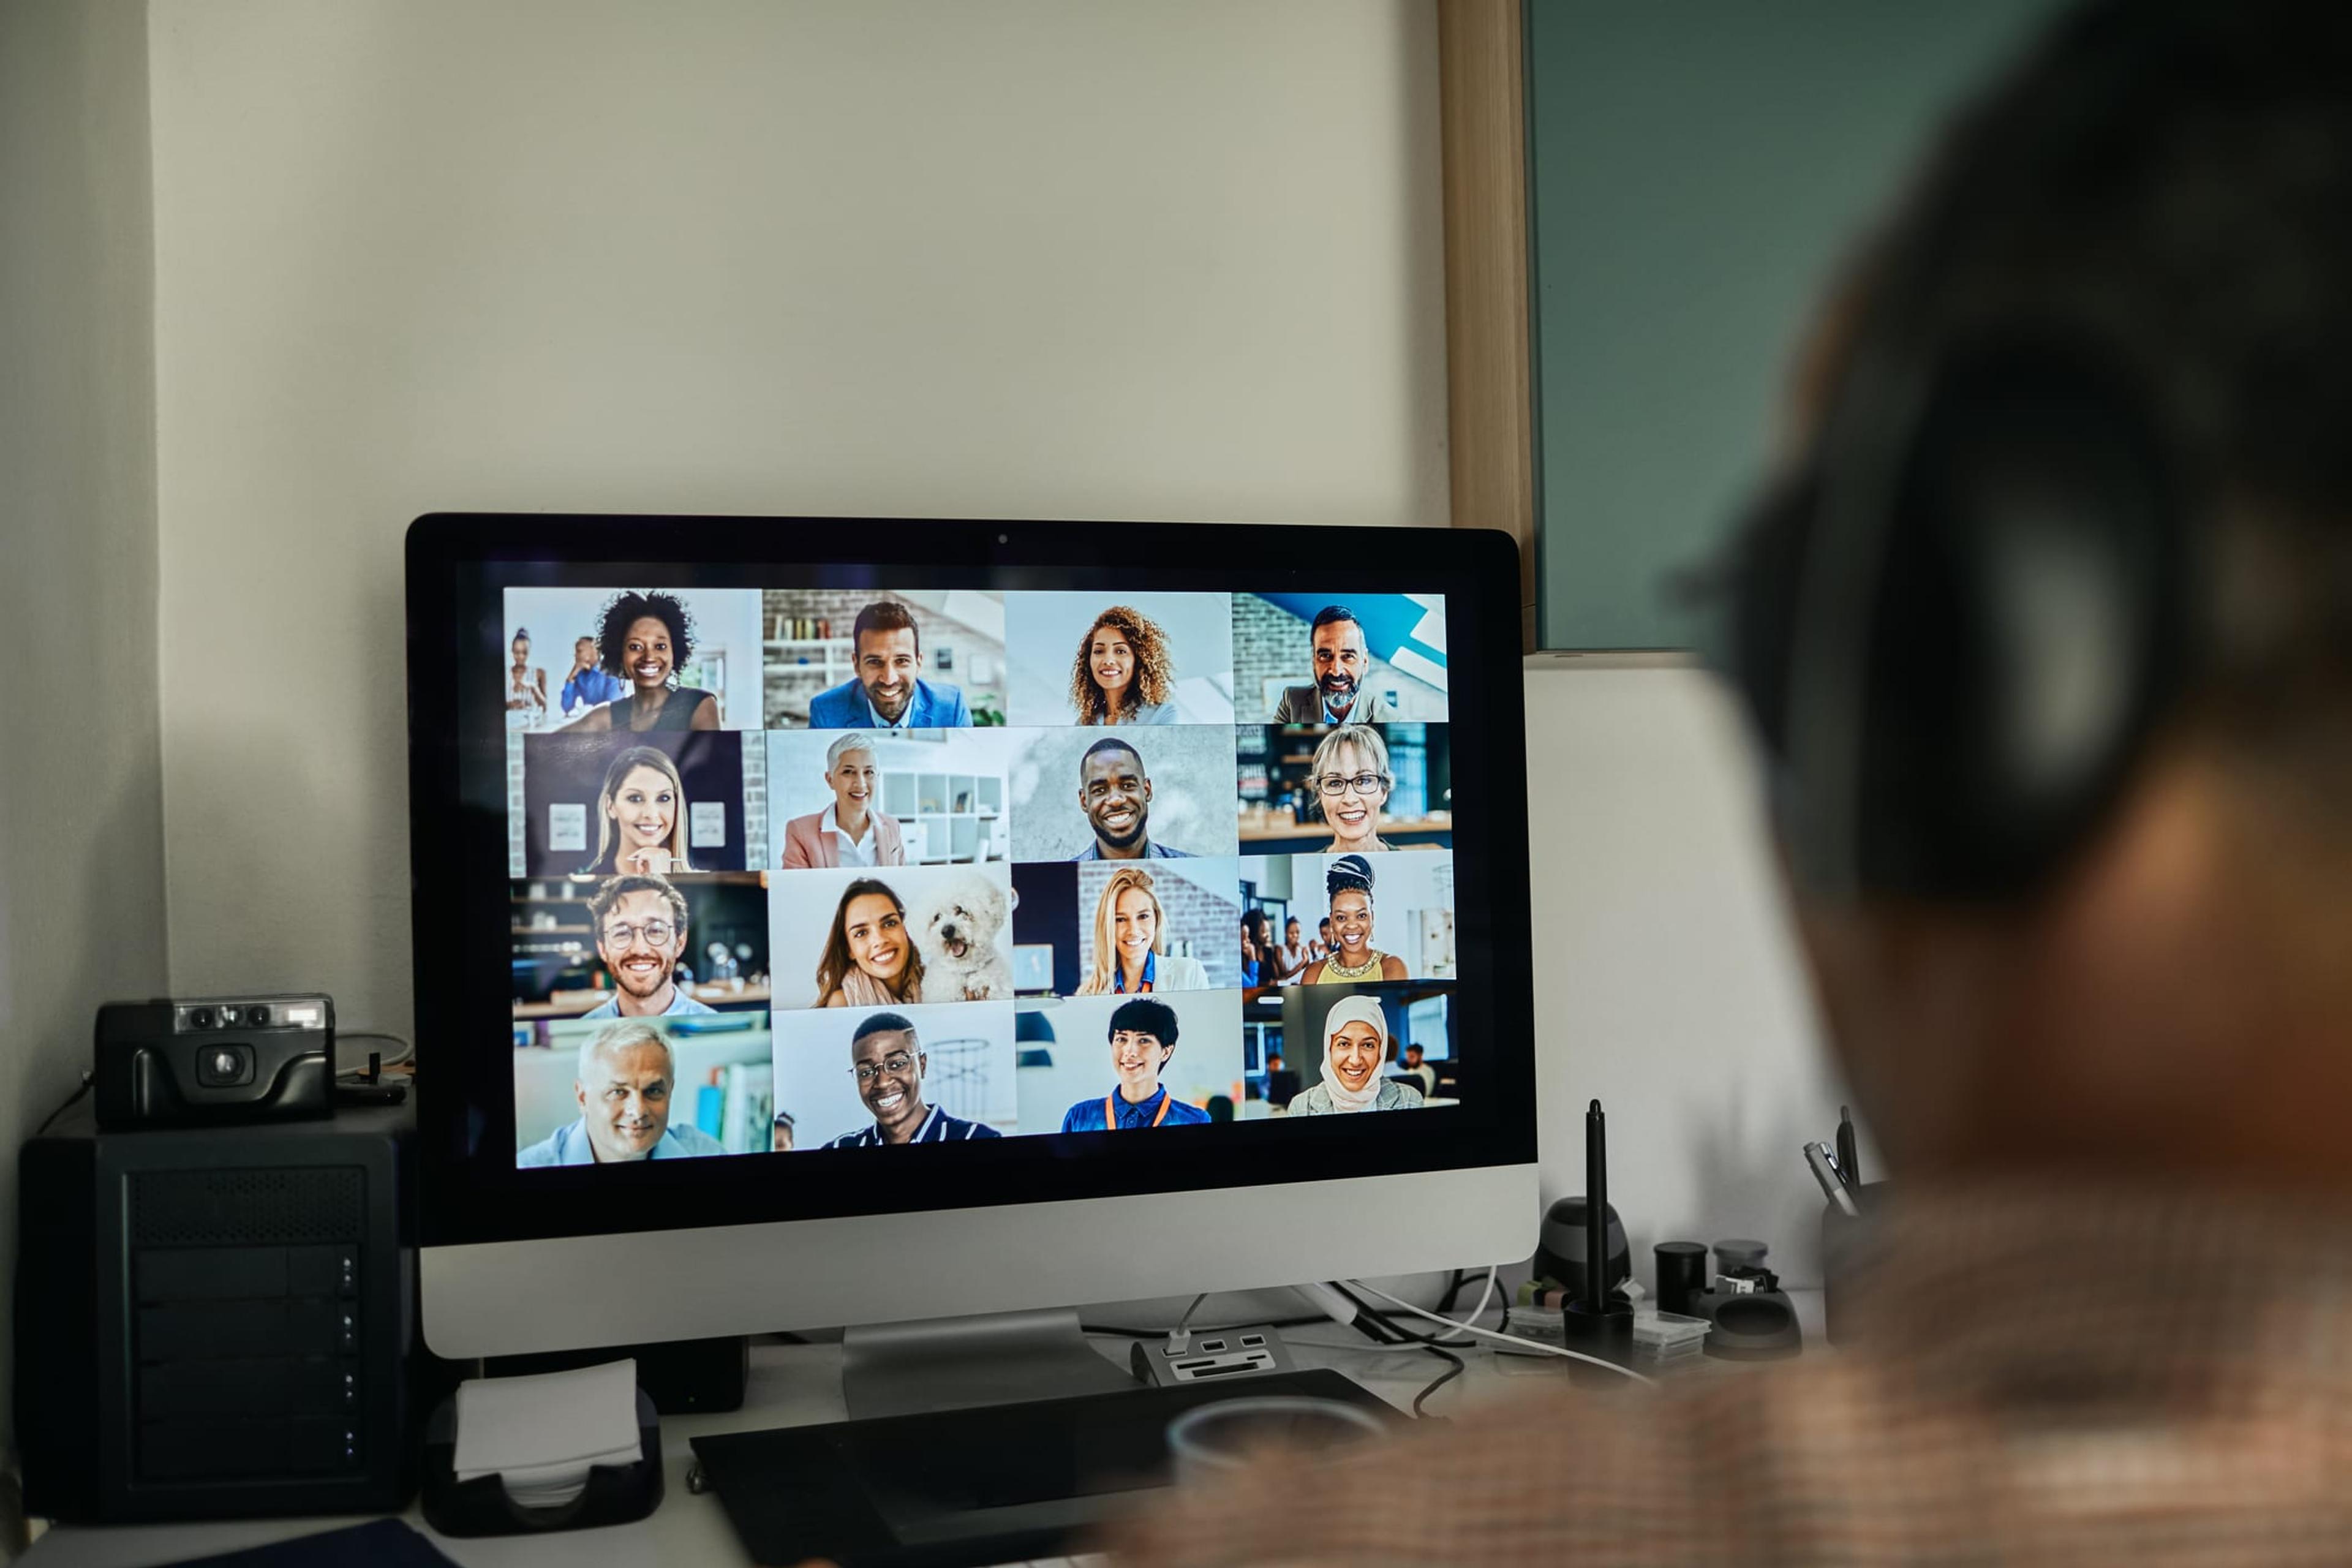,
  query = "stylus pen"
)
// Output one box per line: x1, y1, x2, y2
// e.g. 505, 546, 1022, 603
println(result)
1836, 1106, 1861, 1191
1585, 1100, 1608, 1314
1806, 1141, 1861, 1217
